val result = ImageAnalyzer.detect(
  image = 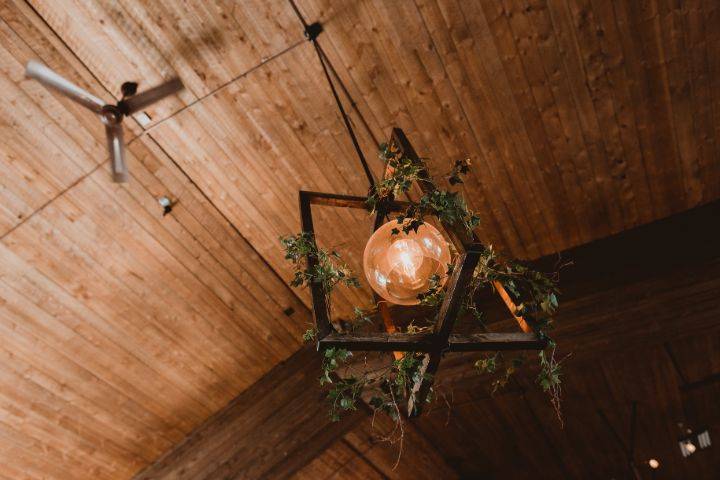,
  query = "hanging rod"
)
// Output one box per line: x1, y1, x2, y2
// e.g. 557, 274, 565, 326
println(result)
287, 0, 377, 190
